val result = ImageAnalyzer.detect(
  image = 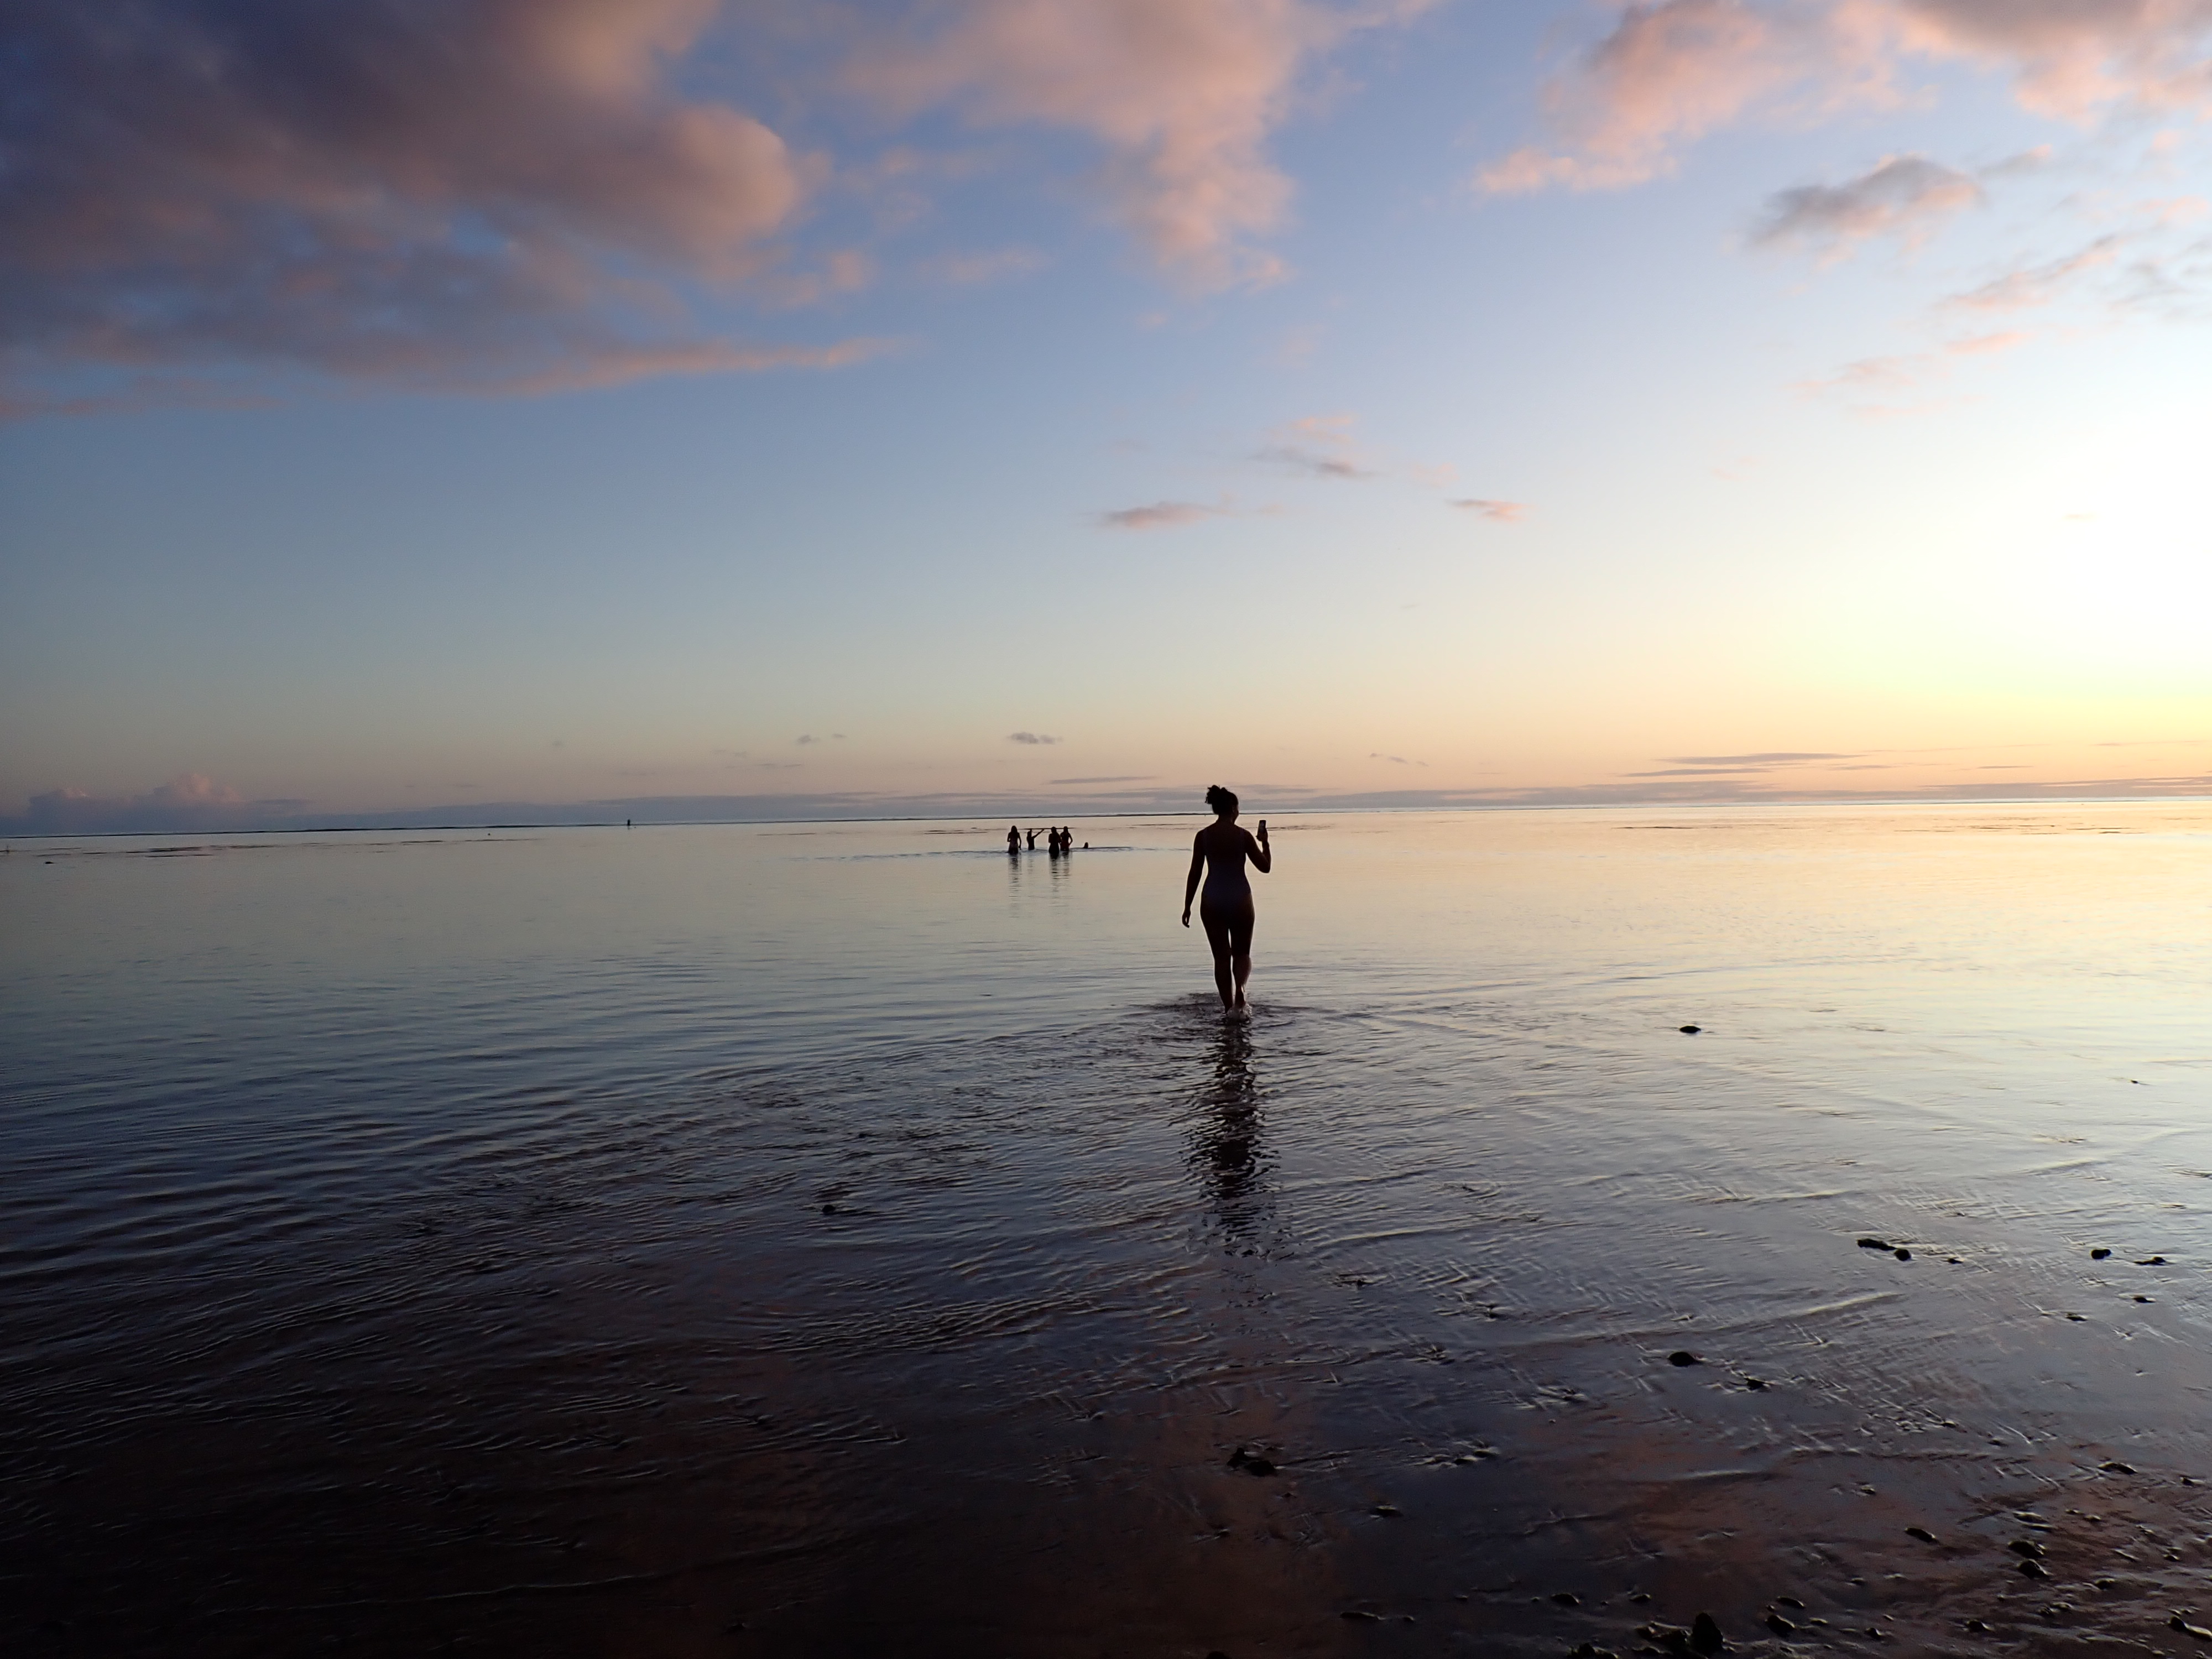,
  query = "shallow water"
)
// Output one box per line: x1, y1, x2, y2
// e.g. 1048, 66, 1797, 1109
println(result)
6, 804, 2212, 1656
